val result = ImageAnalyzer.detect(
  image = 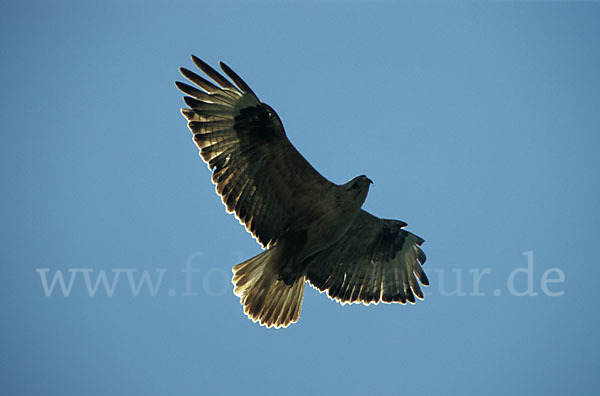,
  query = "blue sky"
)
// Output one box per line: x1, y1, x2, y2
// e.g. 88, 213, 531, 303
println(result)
1, 1, 599, 395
